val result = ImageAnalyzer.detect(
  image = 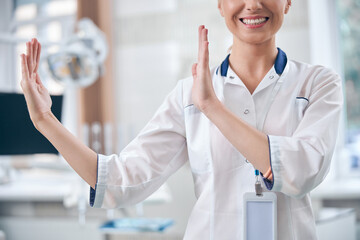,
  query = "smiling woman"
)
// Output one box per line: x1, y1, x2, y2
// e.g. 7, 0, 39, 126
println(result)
18, 0, 342, 239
